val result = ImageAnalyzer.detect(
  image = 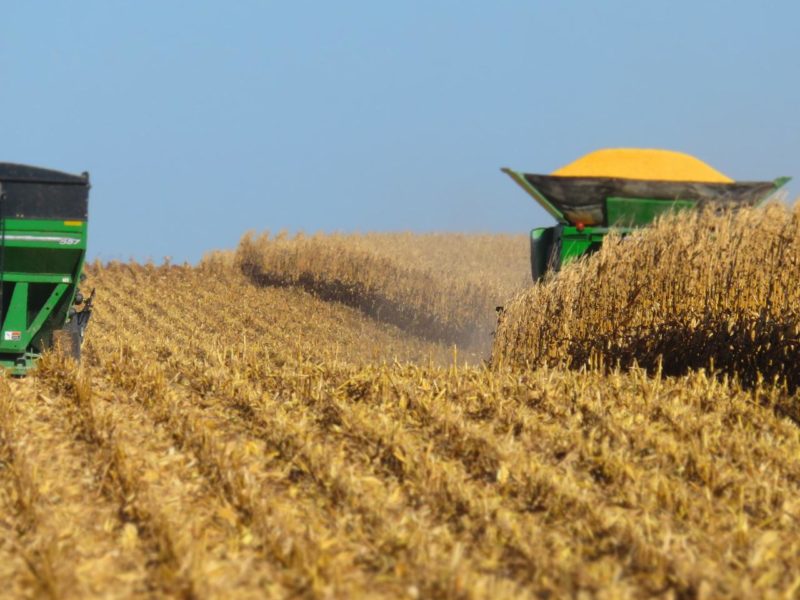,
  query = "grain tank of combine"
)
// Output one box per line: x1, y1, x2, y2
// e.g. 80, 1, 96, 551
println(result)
0, 163, 92, 374
504, 149, 789, 280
